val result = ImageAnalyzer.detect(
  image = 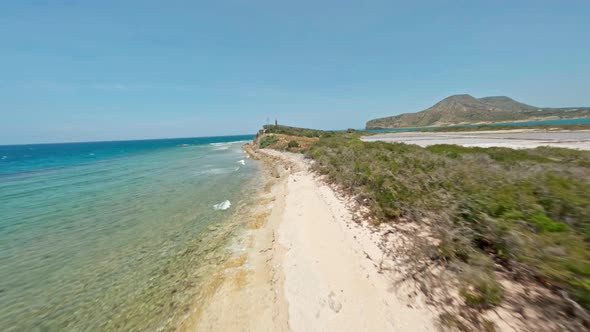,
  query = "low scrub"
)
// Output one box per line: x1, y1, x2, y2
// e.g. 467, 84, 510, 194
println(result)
287, 140, 300, 149
257, 133, 319, 152
301, 131, 590, 310
262, 124, 343, 138
258, 135, 278, 148
459, 262, 504, 308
